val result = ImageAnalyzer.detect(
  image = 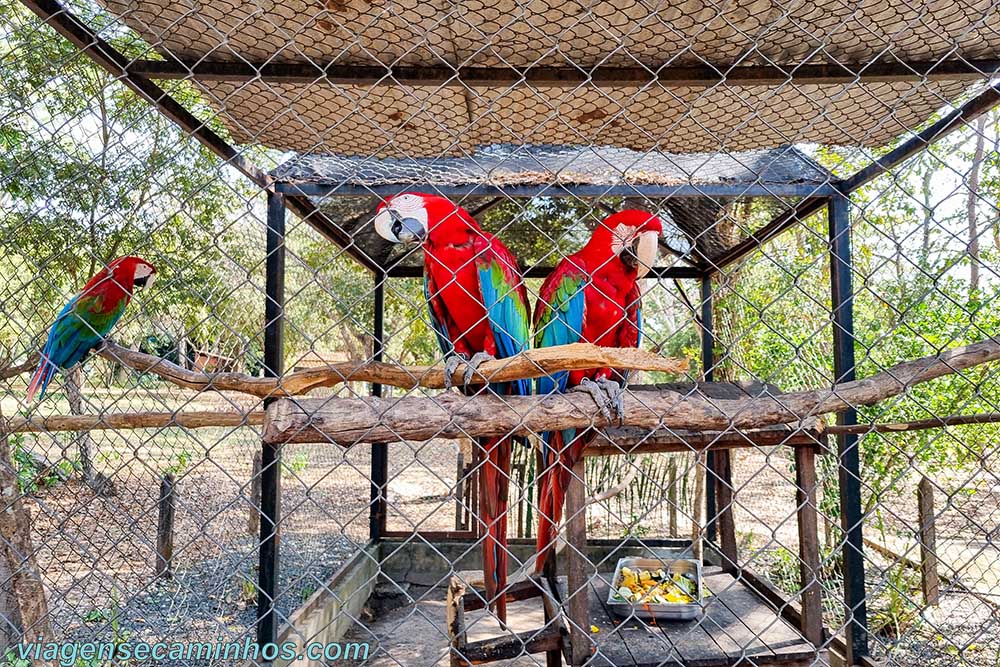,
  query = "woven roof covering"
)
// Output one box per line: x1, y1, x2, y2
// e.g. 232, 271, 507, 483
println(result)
100, 0, 994, 157
273, 144, 831, 188
274, 146, 829, 270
